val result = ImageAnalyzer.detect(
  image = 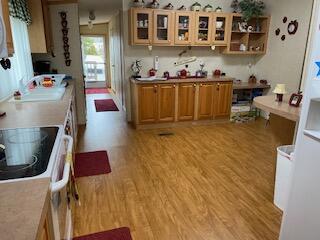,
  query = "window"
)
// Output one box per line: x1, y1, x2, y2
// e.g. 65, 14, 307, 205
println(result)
0, 16, 33, 101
